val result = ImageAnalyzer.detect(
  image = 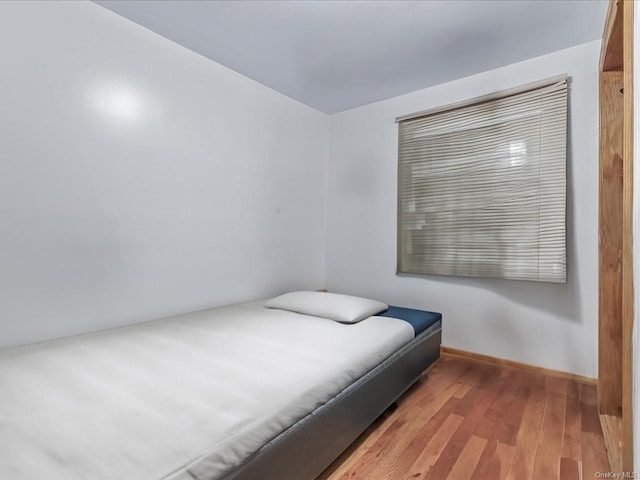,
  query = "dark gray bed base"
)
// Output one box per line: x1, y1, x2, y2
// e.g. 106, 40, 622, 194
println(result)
223, 320, 442, 480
